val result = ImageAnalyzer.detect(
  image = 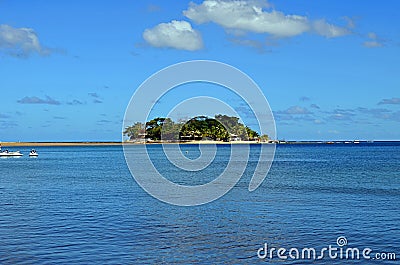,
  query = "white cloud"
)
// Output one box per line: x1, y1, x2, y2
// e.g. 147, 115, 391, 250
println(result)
314, 119, 324, 124
0, 24, 49, 57
378, 97, 400, 105
312, 19, 350, 38
363, 41, 383, 48
183, 0, 350, 39
143, 20, 203, 51
342, 16, 356, 29
363, 32, 384, 48
229, 37, 265, 53
276, 106, 312, 115
17, 96, 60, 105
367, 32, 377, 39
